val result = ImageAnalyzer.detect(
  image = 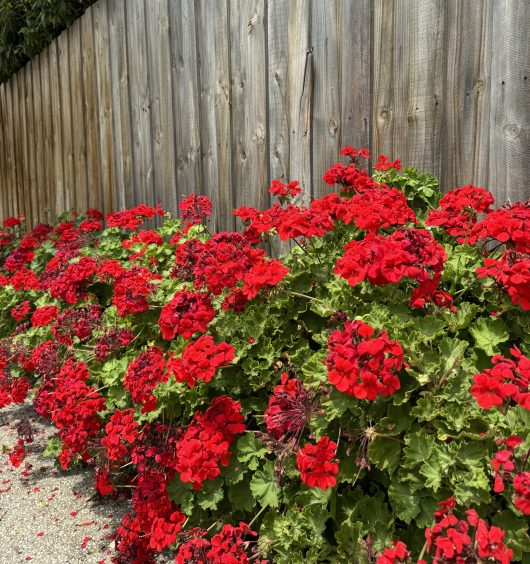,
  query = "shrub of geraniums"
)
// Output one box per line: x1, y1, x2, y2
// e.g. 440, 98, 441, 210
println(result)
0, 148, 530, 563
